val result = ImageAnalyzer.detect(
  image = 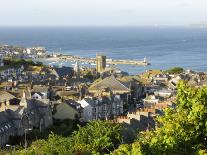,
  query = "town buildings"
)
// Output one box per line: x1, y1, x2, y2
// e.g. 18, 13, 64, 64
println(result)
0, 48, 207, 147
